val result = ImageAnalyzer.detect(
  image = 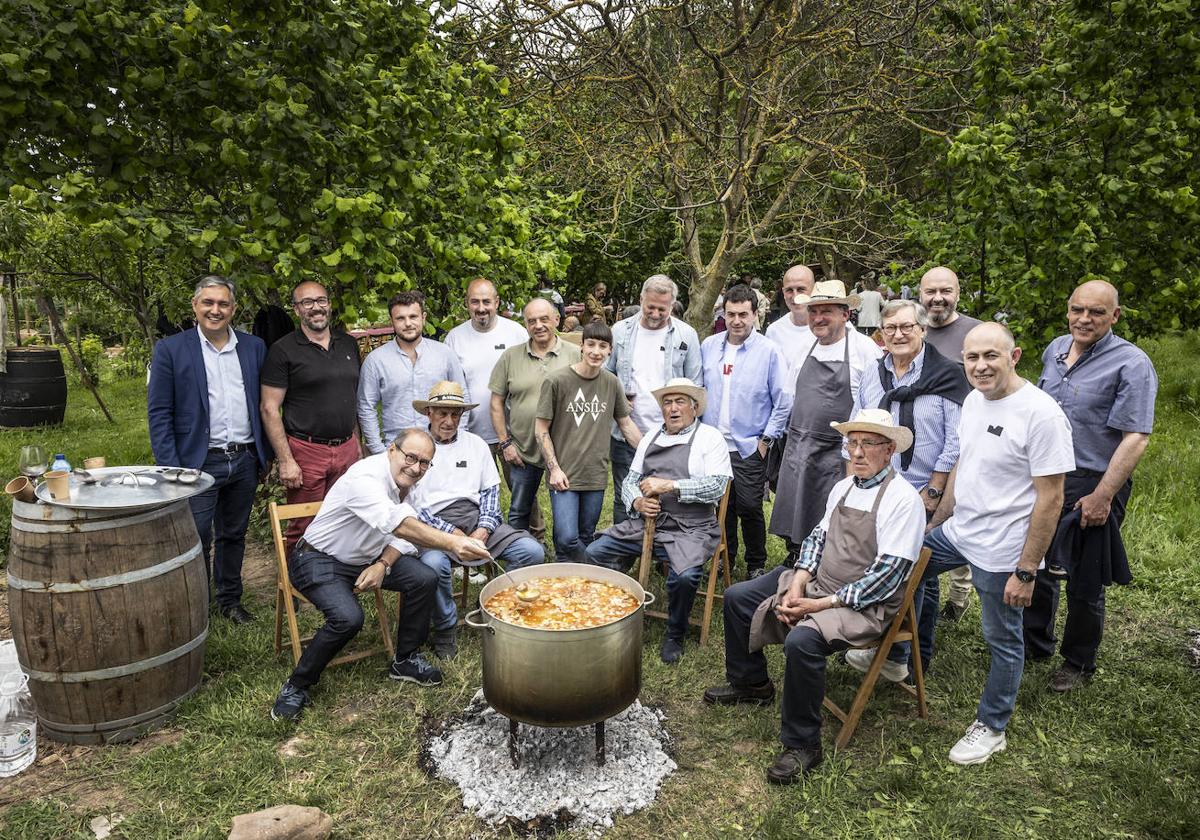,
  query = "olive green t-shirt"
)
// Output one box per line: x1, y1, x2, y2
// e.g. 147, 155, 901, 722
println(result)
489, 338, 581, 465
536, 366, 630, 491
